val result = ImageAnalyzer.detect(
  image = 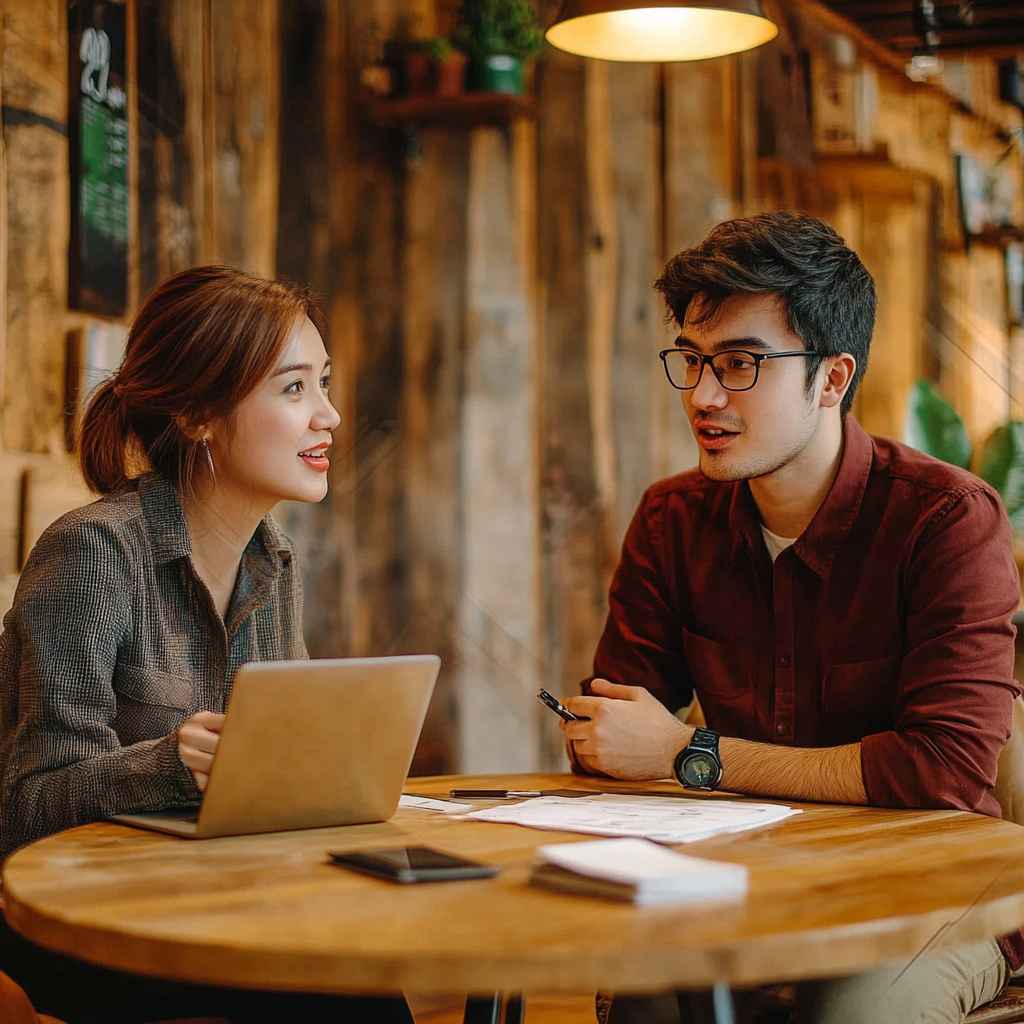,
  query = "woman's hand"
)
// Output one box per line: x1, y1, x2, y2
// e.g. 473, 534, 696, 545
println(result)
176, 711, 225, 791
